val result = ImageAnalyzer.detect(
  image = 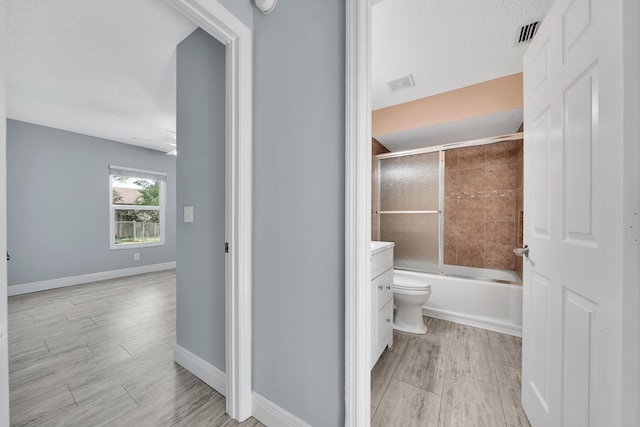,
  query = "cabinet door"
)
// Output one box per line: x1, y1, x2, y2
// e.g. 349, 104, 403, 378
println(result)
376, 269, 393, 310
377, 299, 394, 357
